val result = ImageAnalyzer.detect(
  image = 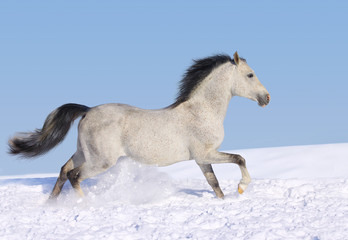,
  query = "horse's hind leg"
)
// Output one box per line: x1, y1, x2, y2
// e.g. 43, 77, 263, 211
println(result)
67, 166, 85, 197
66, 161, 117, 198
49, 157, 74, 199
197, 163, 224, 199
